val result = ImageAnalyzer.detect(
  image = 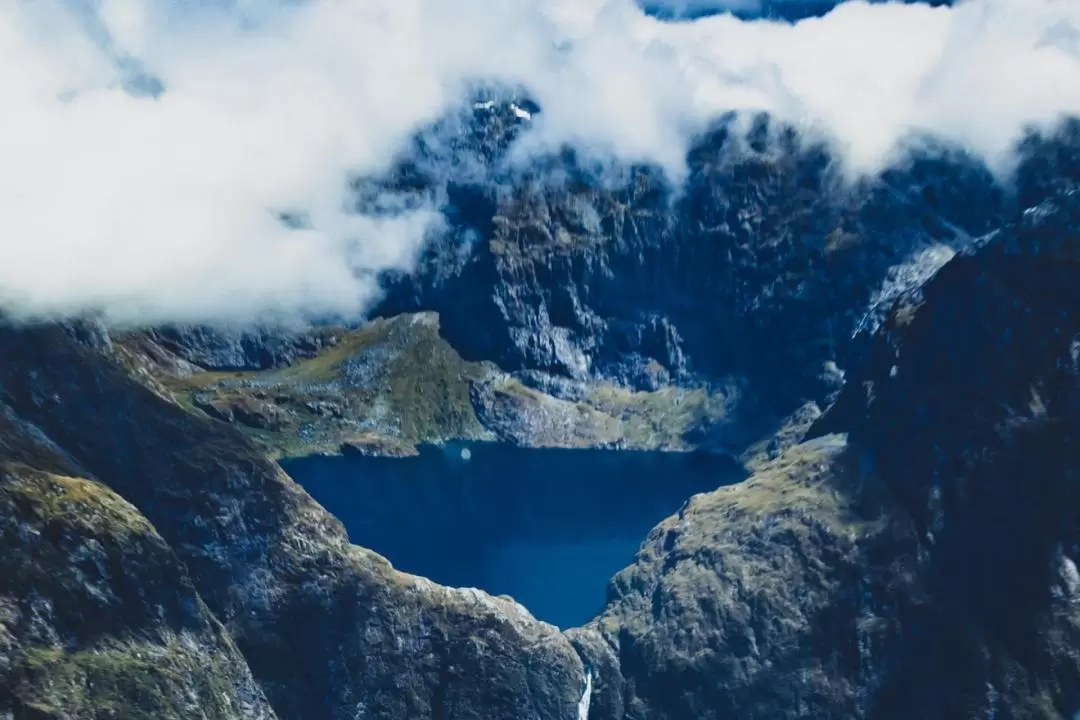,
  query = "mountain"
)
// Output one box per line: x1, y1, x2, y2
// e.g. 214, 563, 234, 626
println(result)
577, 179, 1080, 720
370, 100, 1028, 452
2, 97, 1080, 719
0, 323, 588, 720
